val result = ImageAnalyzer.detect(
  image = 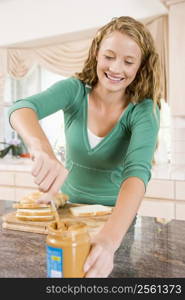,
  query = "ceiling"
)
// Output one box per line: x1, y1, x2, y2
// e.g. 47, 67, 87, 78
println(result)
0, 0, 167, 47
